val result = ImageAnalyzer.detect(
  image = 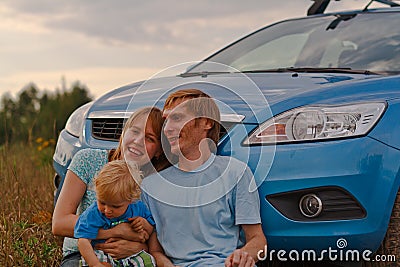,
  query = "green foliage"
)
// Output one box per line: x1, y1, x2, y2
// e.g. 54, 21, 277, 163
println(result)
0, 81, 92, 145
0, 144, 62, 266
34, 137, 56, 166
